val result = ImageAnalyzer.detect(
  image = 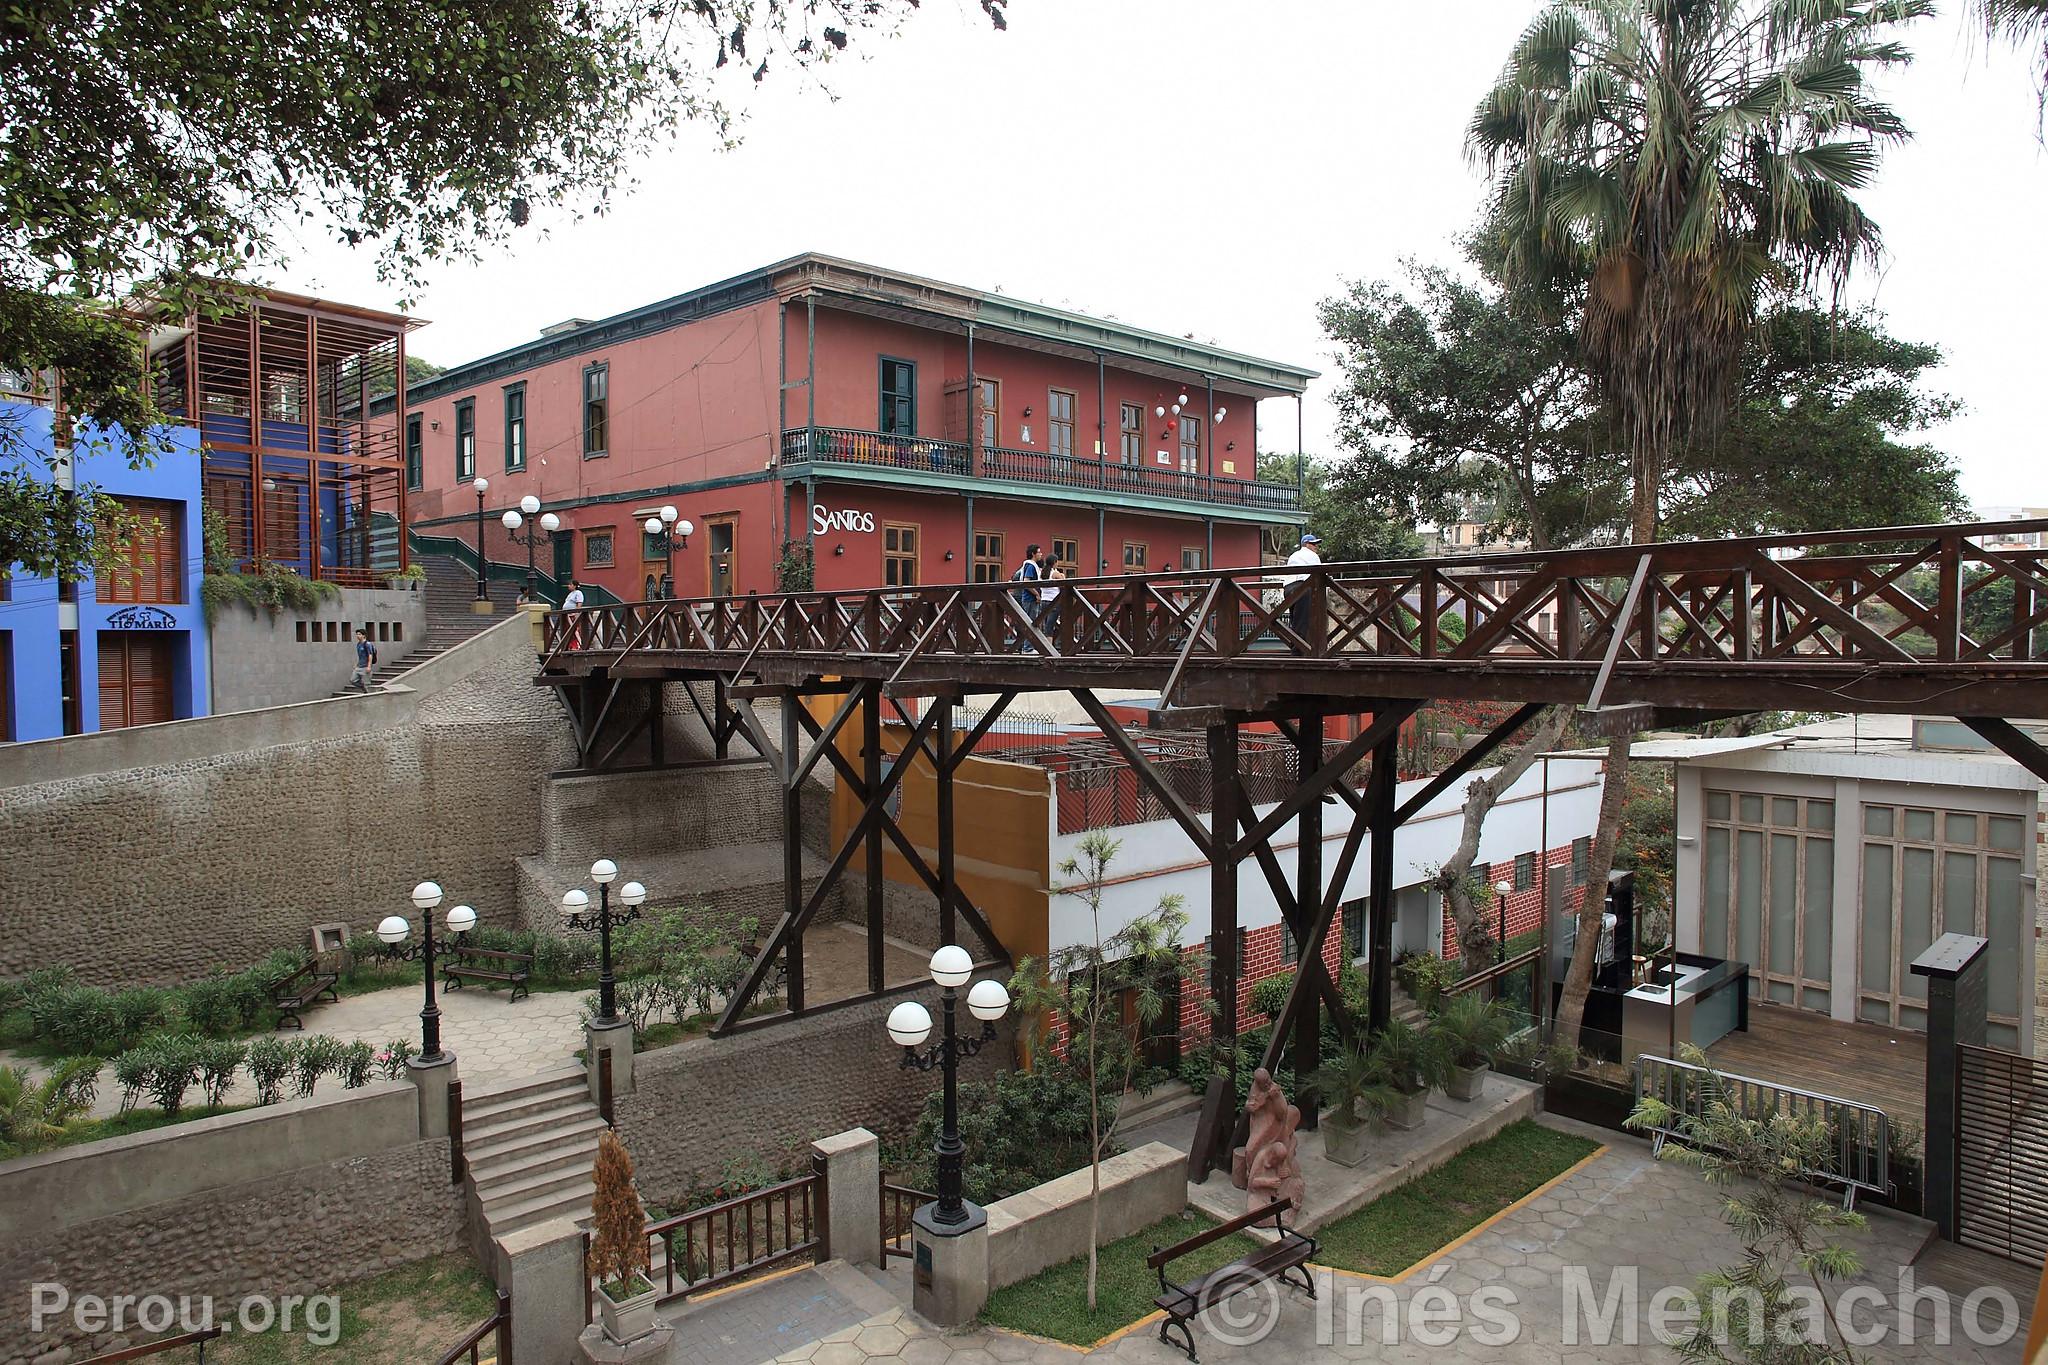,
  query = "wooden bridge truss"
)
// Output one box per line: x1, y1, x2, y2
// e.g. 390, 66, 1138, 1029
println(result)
535, 518, 2048, 1153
